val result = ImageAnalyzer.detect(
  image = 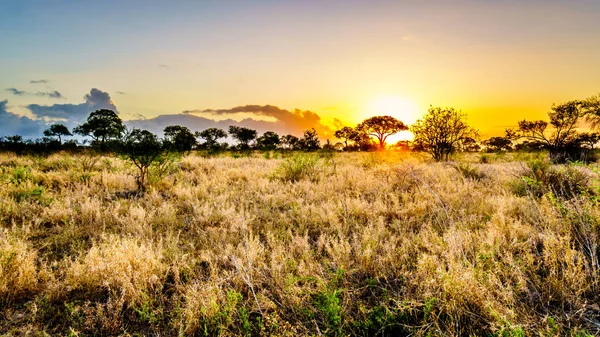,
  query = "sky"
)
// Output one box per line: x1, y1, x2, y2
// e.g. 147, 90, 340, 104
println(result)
1, 0, 600, 140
